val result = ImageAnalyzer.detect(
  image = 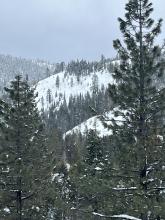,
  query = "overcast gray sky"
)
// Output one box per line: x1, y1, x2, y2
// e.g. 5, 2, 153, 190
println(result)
0, 0, 164, 62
